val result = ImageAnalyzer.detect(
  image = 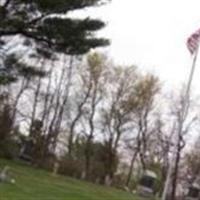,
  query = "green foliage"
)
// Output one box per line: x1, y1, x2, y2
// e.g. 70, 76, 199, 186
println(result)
20, 0, 105, 13
0, 0, 109, 55
0, 74, 17, 85
0, 136, 20, 159
0, 0, 109, 85
2, 53, 46, 83
147, 163, 163, 194
0, 103, 21, 159
59, 157, 84, 178
60, 136, 119, 183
